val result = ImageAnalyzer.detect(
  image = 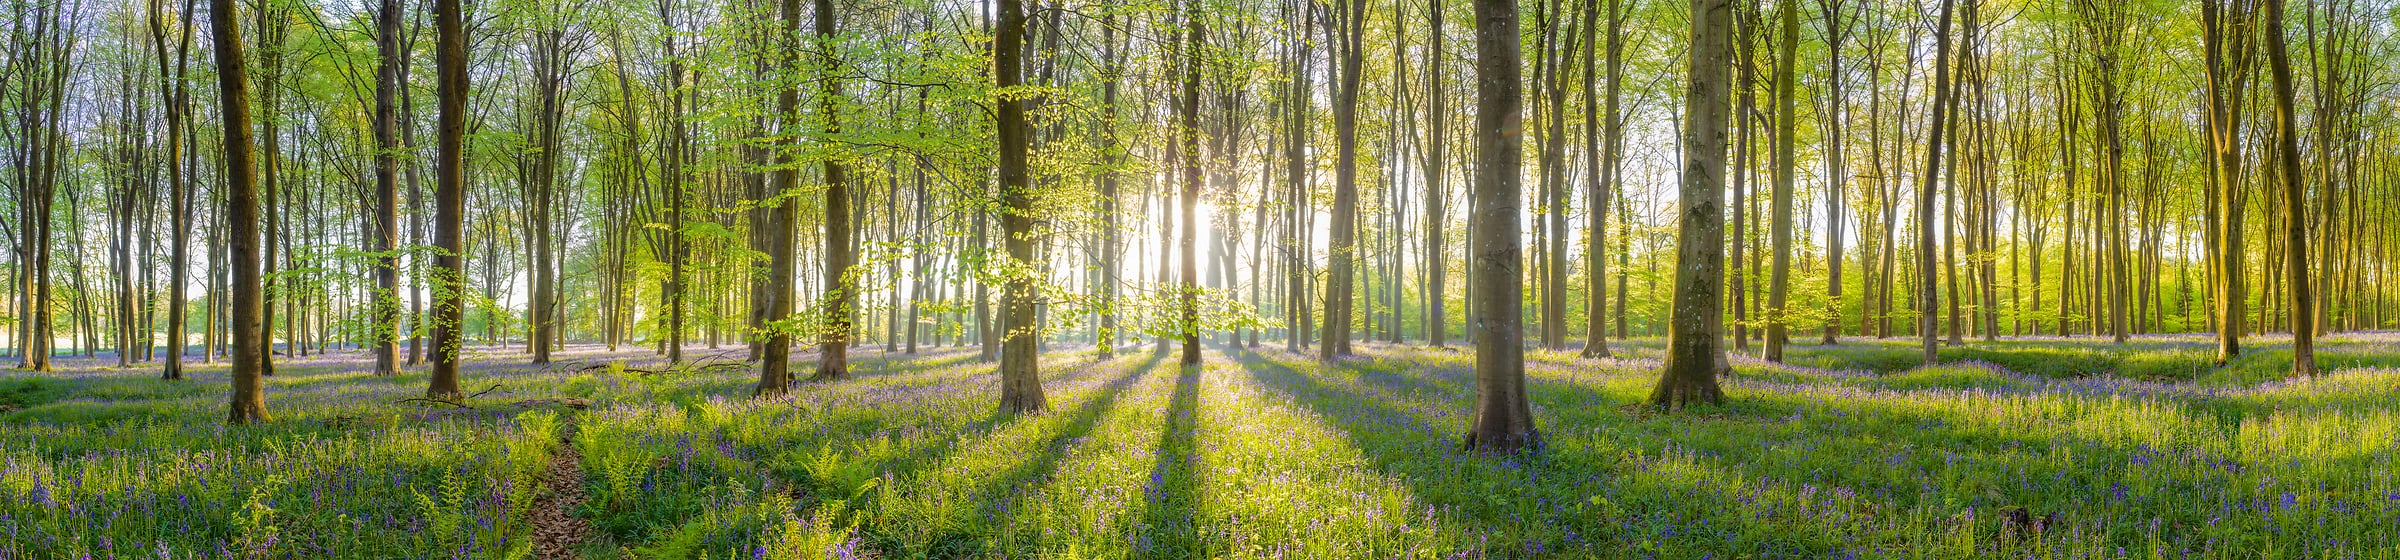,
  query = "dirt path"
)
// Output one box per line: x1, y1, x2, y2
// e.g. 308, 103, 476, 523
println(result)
530, 422, 594, 559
